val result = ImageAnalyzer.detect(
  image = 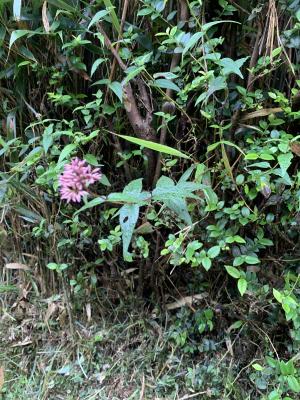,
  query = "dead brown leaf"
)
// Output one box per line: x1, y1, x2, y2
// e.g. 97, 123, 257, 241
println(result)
290, 141, 300, 156
42, 2, 50, 33
5, 262, 31, 271
240, 107, 282, 121
0, 366, 4, 390
166, 293, 208, 310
